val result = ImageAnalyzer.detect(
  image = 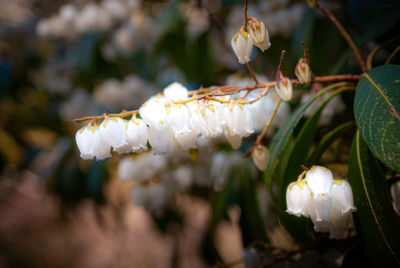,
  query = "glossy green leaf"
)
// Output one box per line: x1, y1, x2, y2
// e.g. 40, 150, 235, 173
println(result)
307, 121, 355, 166
354, 65, 400, 171
348, 131, 400, 267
